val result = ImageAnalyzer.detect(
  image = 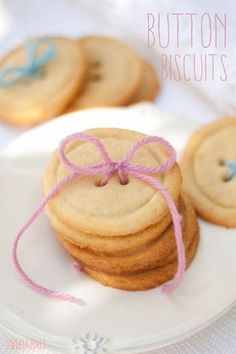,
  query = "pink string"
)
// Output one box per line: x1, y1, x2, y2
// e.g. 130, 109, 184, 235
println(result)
13, 132, 185, 303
